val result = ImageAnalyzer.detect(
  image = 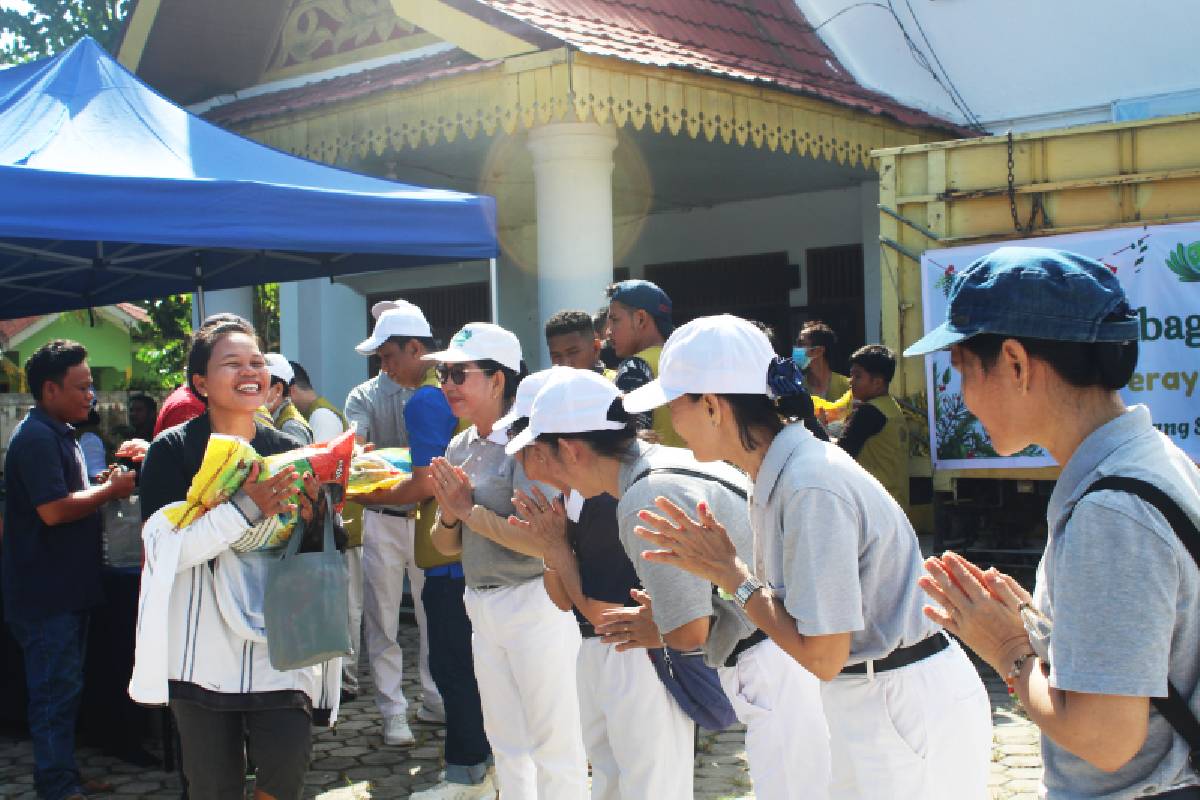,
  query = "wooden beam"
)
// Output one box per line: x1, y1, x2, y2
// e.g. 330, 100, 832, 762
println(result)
389, 0, 539, 60
116, 0, 163, 72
